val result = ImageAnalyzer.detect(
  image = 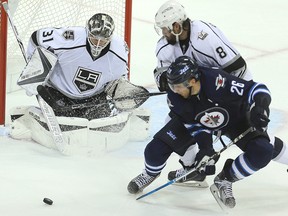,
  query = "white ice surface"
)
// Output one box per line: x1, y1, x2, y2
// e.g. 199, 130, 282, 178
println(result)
1, 0, 288, 215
